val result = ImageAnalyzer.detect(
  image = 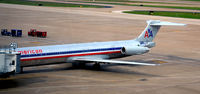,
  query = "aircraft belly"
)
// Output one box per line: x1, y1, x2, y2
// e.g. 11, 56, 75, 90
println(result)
20, 52, 124, 67
108, 53, 125, 59
20, 57, 68, 67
